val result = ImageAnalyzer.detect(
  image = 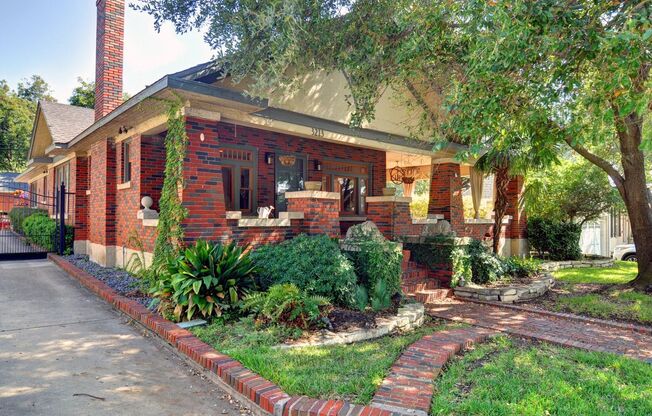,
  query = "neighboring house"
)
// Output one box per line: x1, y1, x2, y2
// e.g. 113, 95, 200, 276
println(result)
580, 210, 633, 257
16, 0, 527, 268
0, 172, 29, 215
